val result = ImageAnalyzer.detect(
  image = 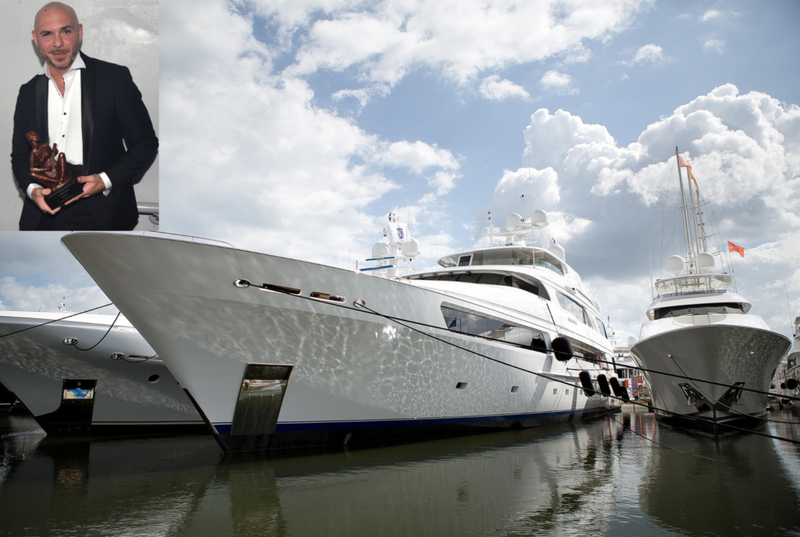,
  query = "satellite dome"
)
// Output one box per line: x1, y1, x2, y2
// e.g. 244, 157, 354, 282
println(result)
401, 237, 421, 257
531, 210, 548, 228
697, 252, 715, 272
666, 255, 685, 275
371, 242, 390, 259
506, 213, 524, 229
